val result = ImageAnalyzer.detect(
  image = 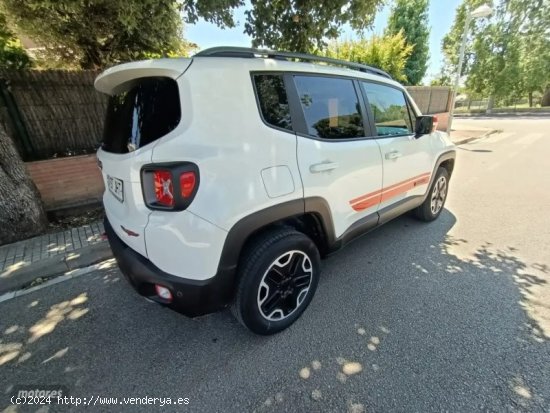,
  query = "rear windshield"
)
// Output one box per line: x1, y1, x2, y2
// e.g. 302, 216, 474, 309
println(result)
102, 77, 181, 154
